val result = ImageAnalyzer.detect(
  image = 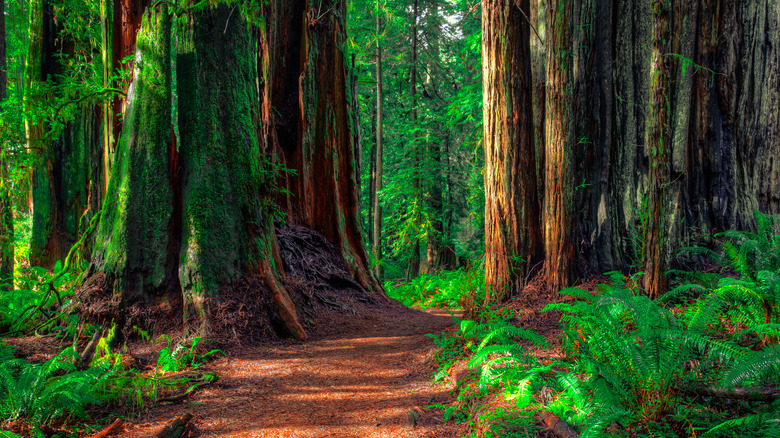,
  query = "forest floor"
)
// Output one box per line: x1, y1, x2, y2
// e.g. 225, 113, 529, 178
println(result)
119, 304, 470, 438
